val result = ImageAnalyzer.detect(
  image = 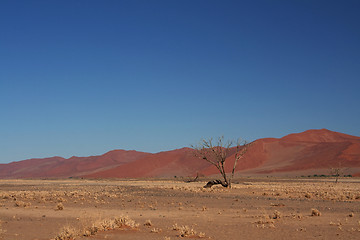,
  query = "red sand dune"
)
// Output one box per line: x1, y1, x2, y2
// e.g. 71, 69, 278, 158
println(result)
0, 150, 150, 178
85, 148, 211, 178
0, 129, 359, 179
215, 129, 360, 177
